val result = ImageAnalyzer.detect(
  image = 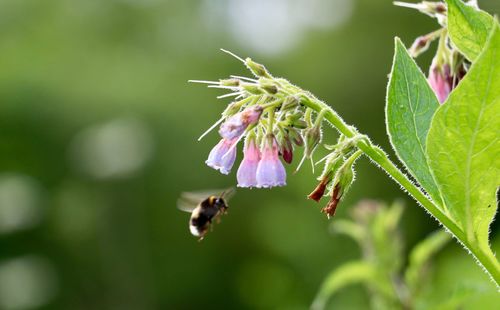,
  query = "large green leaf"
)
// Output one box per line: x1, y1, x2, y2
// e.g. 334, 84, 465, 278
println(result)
445, 0, 494, 61
386, 39, 442, 207
426, 24, 500, 250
